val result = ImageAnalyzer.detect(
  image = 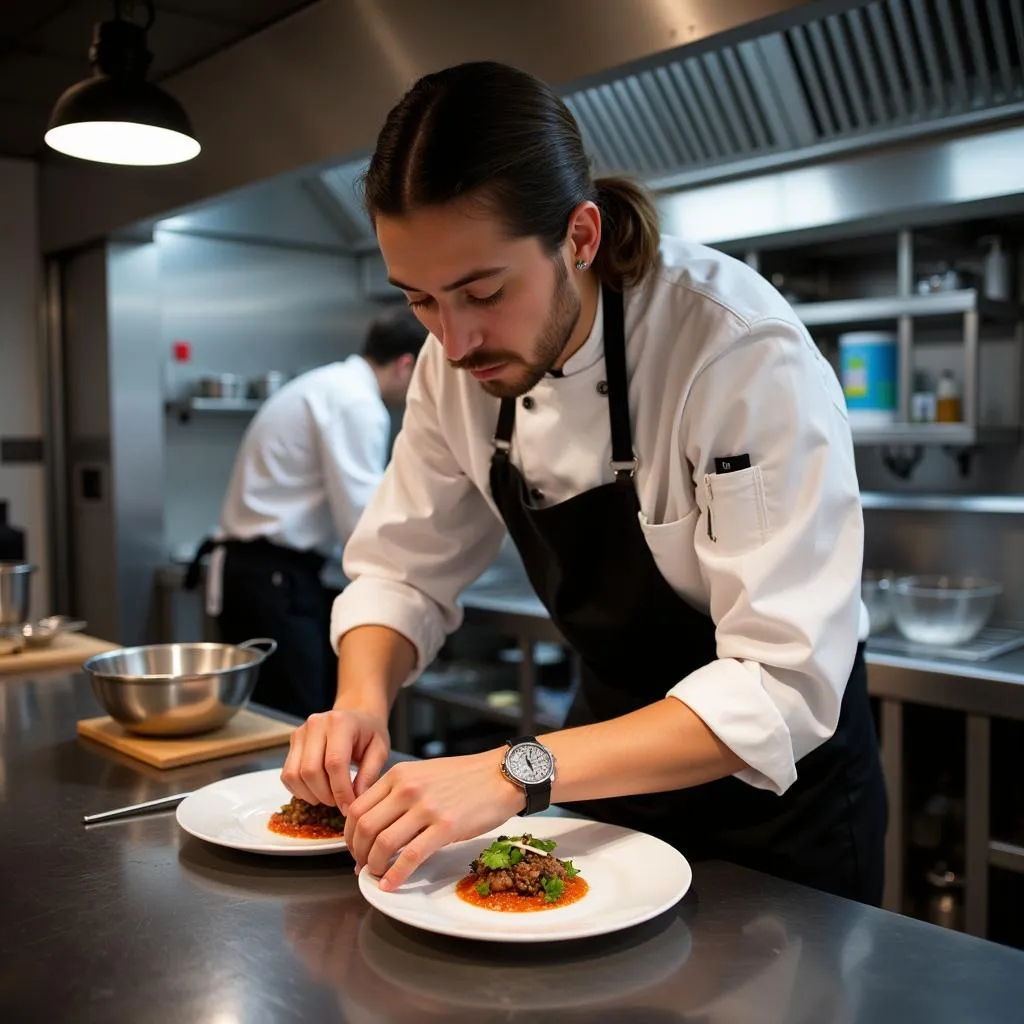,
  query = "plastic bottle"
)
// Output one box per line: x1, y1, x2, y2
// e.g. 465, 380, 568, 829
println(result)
935, 370, 962, 423
981, 236, 1010, 302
